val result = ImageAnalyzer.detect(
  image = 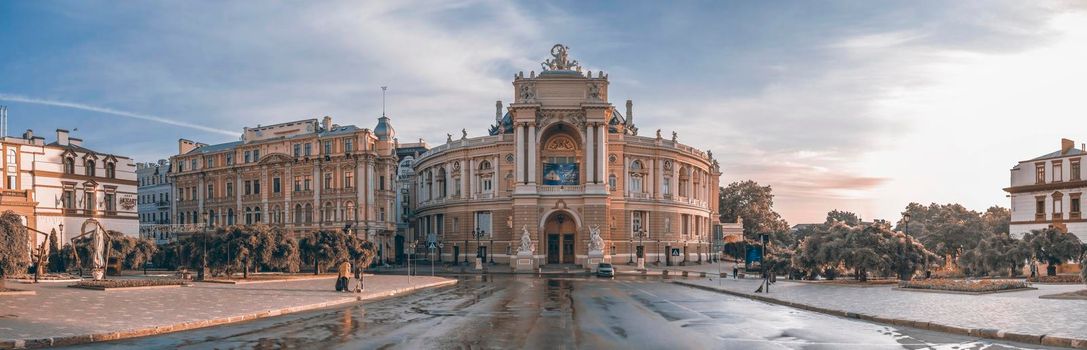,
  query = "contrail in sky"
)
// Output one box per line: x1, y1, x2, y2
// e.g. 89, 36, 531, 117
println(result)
0, 93, 238, 136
